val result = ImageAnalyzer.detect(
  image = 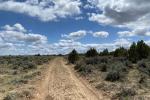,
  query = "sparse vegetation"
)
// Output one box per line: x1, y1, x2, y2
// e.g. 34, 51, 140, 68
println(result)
116, 87, 136, 99
1, 40, 150, 99
0, 55, 52, 99
70, 40, 150, 99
